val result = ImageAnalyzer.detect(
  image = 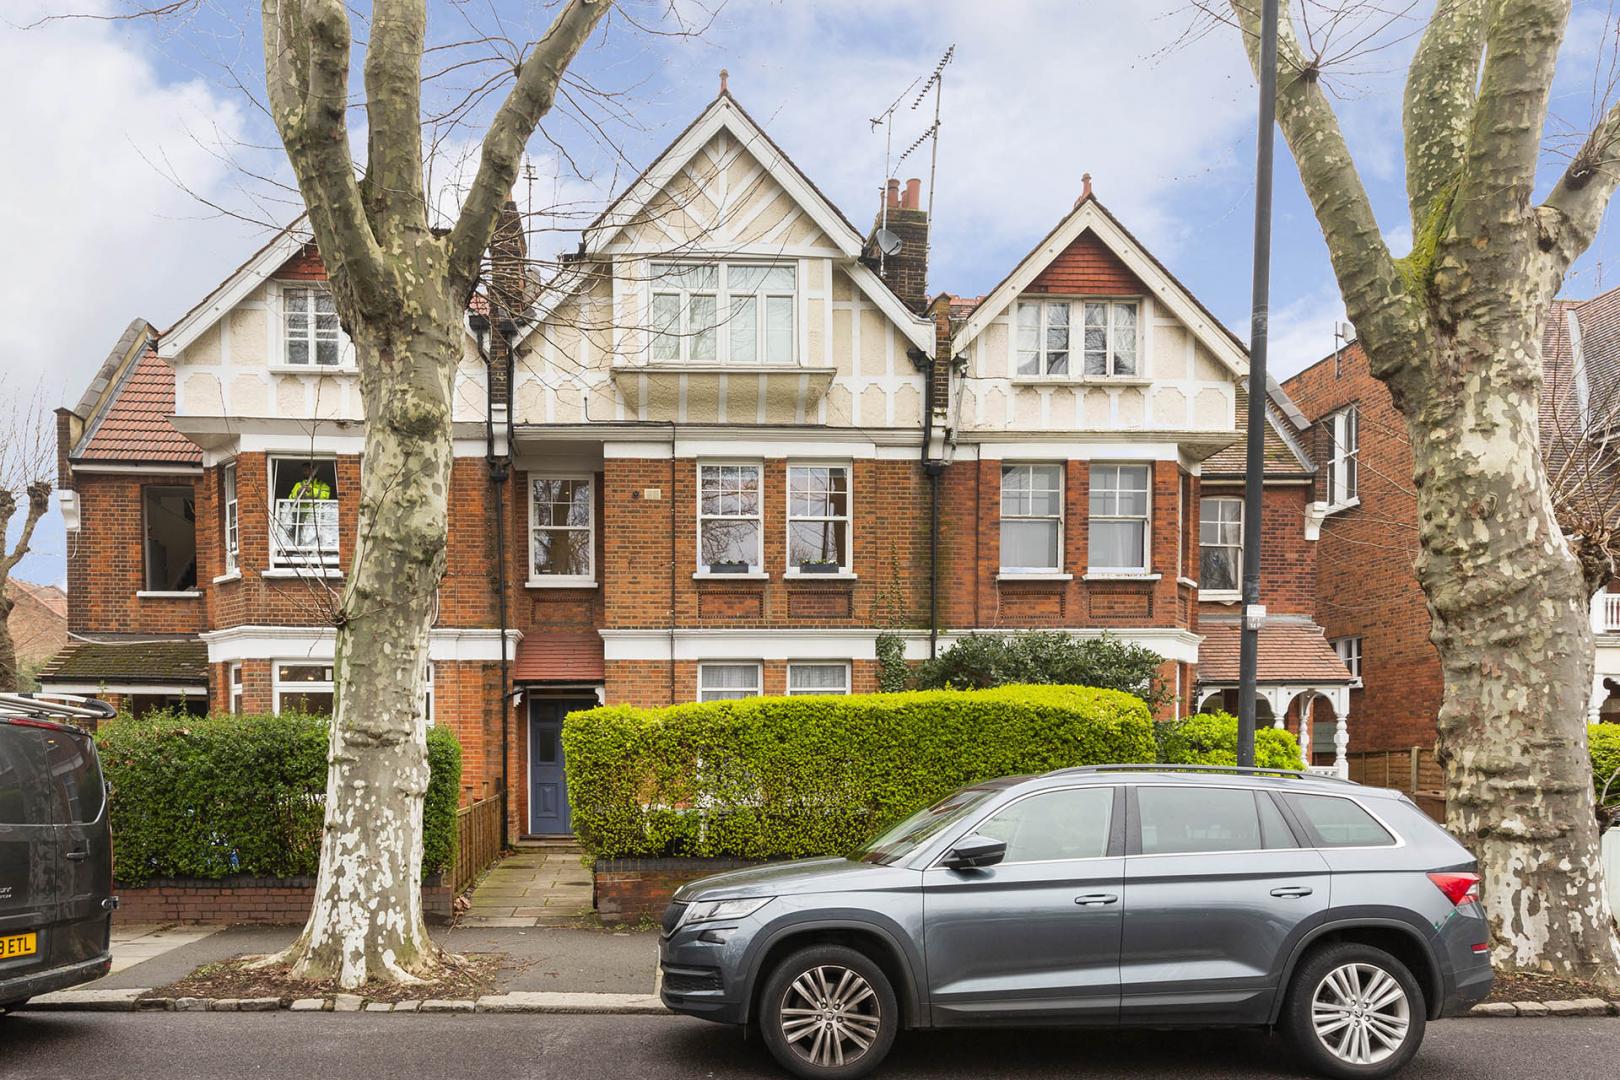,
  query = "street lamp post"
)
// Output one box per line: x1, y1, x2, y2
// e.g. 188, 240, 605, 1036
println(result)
1237, 0, 1280, 768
